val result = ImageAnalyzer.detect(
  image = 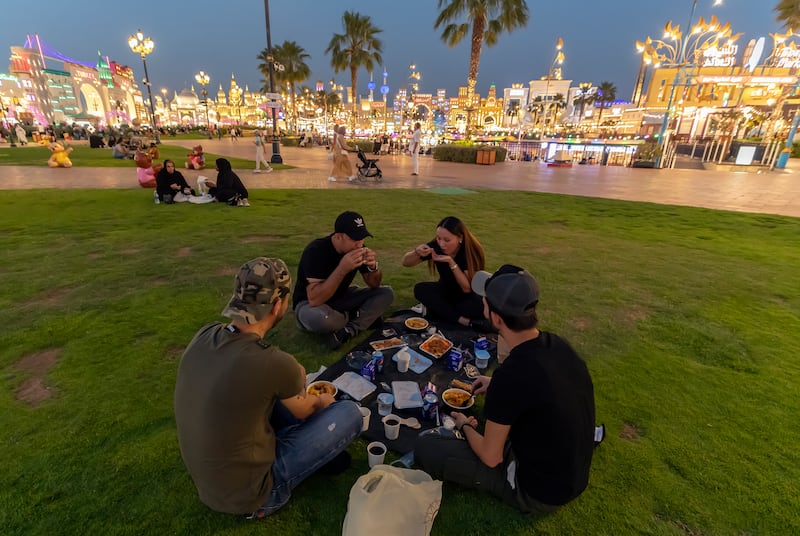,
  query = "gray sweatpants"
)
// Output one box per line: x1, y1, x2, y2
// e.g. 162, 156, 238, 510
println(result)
294, 286, 394, 334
